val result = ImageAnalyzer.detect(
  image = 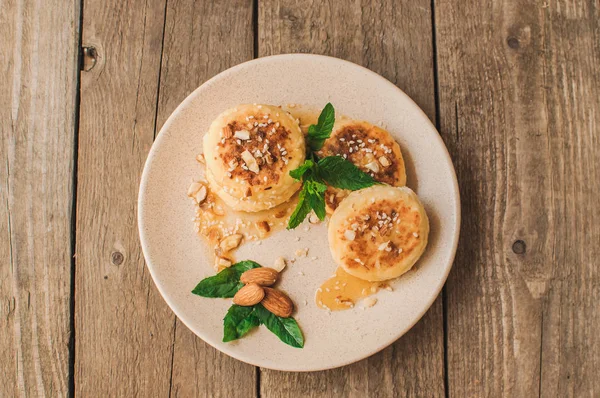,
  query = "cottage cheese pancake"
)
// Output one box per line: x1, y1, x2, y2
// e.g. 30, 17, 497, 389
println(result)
328, 185, 429, 281
204, 104, 305, 212
317, 120, 406, 213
